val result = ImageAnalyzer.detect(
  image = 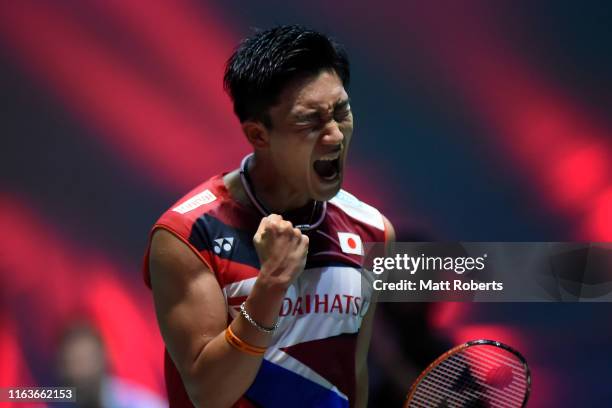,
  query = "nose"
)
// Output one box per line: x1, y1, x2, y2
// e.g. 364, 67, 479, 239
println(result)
320, 121, 344, 146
